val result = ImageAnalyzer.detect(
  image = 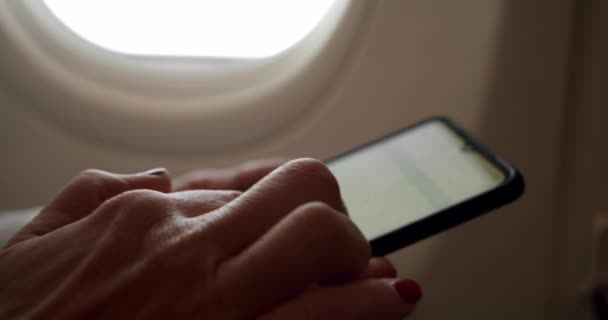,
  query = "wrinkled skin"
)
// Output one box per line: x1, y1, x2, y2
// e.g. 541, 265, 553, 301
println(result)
0, 158, 417, 319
